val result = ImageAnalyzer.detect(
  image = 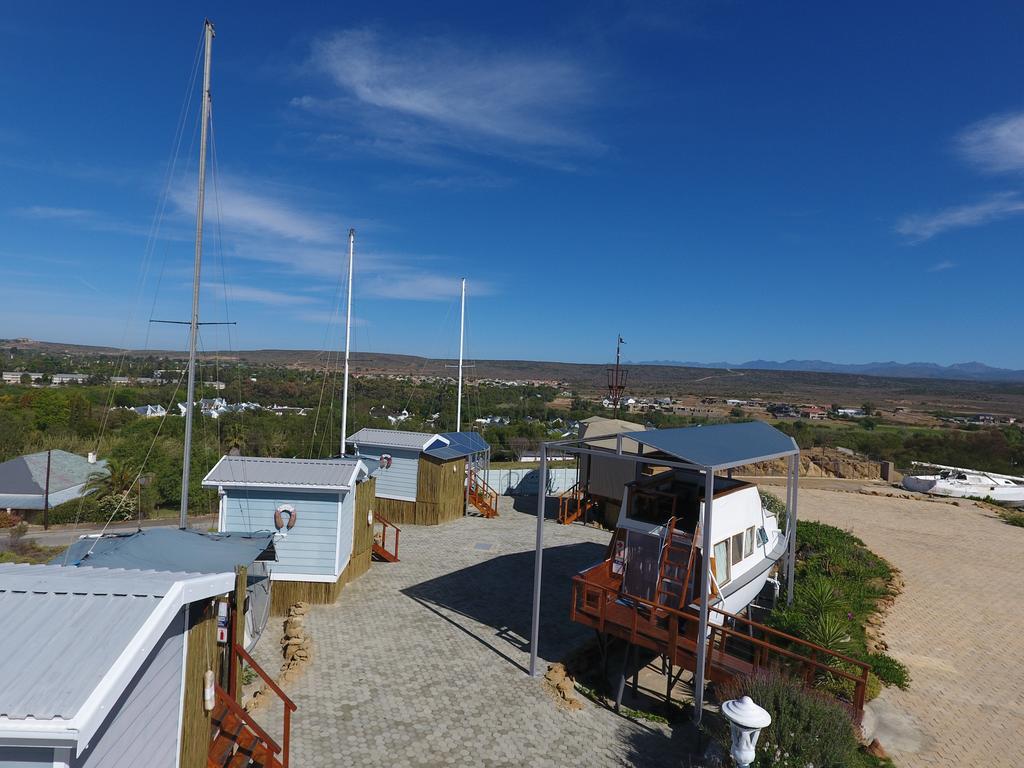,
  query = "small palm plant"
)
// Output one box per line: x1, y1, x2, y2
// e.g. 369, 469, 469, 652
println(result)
84, 457, 136, 498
